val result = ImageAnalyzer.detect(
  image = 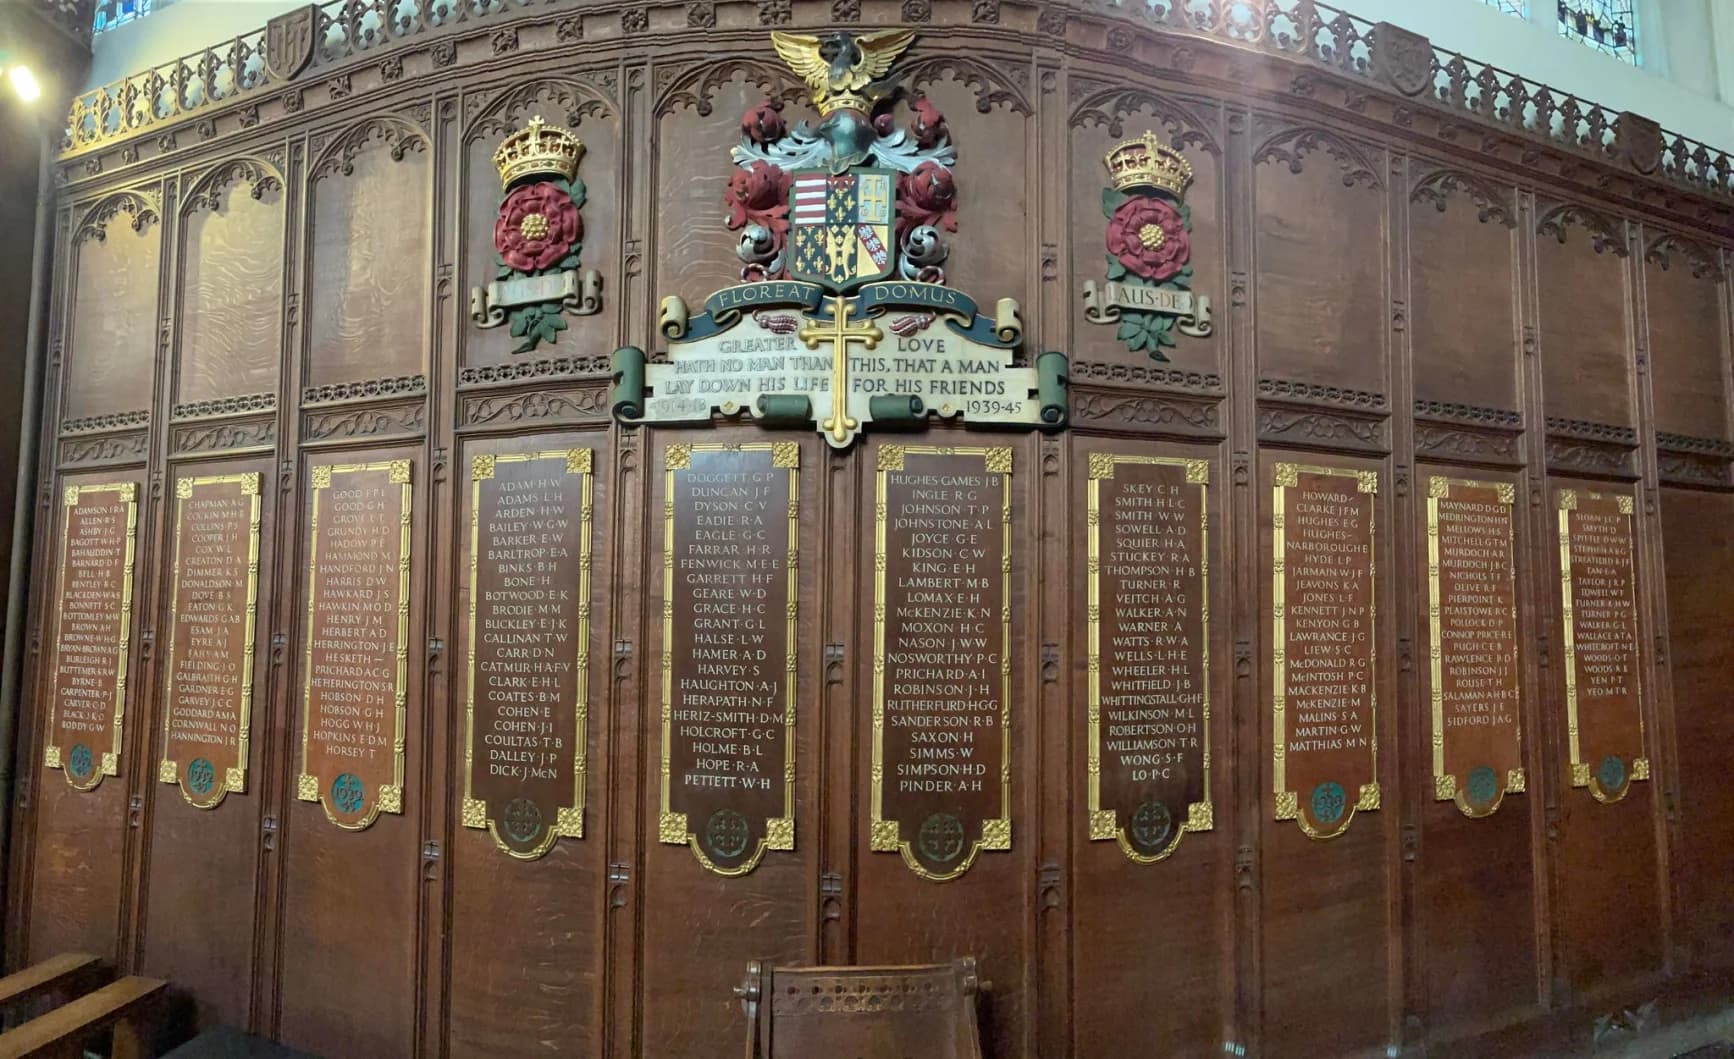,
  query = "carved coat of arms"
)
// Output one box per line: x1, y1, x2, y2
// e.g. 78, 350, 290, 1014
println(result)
612, 29, 1067, 448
